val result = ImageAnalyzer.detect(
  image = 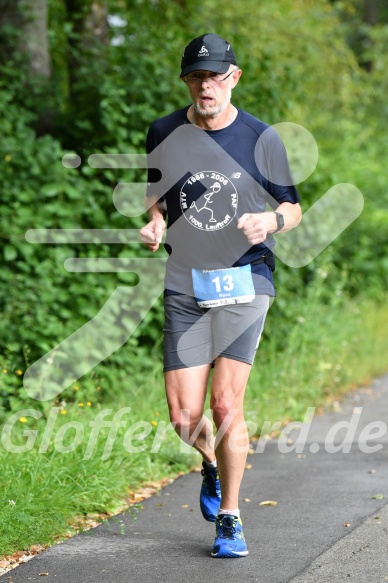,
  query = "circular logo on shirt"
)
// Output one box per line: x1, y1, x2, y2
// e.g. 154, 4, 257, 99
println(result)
180, 171, 238, 231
